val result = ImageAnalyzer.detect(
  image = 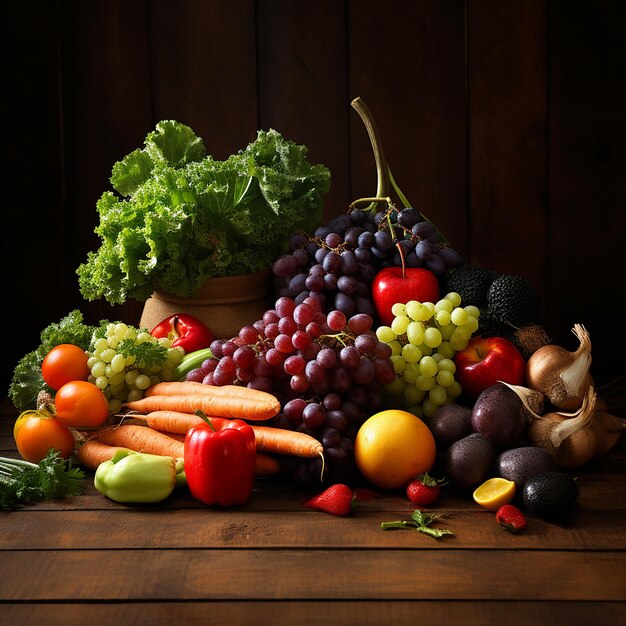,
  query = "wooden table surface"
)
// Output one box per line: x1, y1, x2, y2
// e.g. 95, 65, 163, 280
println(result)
1, 381, 625, 626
